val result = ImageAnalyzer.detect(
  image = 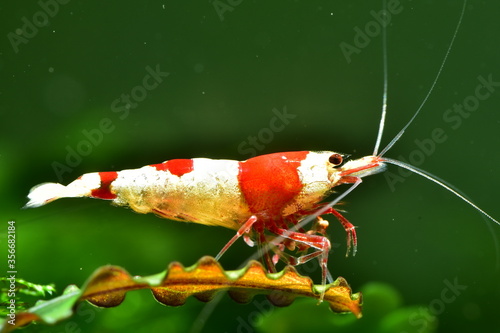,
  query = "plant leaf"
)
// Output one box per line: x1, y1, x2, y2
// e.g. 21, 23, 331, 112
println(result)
0, 256, 361, 332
